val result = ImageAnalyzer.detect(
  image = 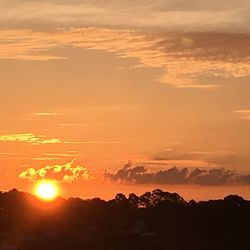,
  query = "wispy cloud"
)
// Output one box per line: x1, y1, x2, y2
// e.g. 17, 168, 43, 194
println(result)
59, 123, 88, 127
64, 140, 121, 145
43, 152, 81, 157
152, 148, 250, 169
0, 132, 120, 145
0, 133, 61, 145
33, 112, 59, 117
0, 151, 81, 161
234, 110, 250, 120
30, 157, 60, 161
19, 159, 92, 183
0, 28, 249, 88
0, 152, 19, 156
105, 162, 250, 186
134, 159, 213, 168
